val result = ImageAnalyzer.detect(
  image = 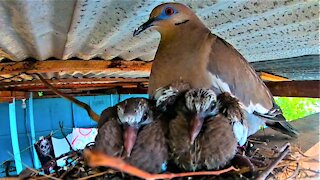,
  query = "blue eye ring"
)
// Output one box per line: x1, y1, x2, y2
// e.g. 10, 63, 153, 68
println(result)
157, 6, 177, 20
